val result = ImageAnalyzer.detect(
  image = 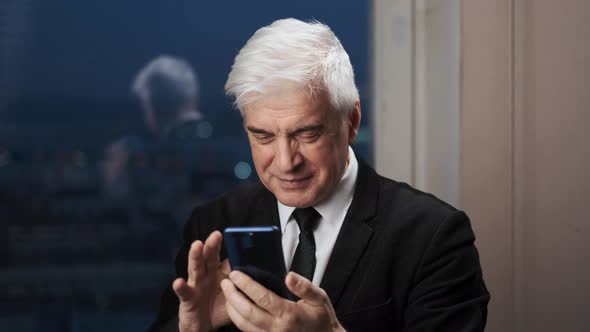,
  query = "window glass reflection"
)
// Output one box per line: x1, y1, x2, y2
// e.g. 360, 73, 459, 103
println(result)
0, 1, 369, 330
